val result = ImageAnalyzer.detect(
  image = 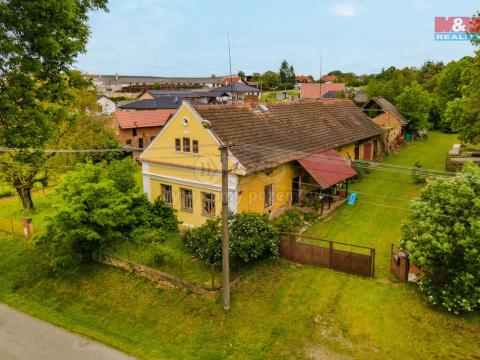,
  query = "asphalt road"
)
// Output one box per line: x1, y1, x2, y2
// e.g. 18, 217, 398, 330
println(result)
0, 303, 135, 360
